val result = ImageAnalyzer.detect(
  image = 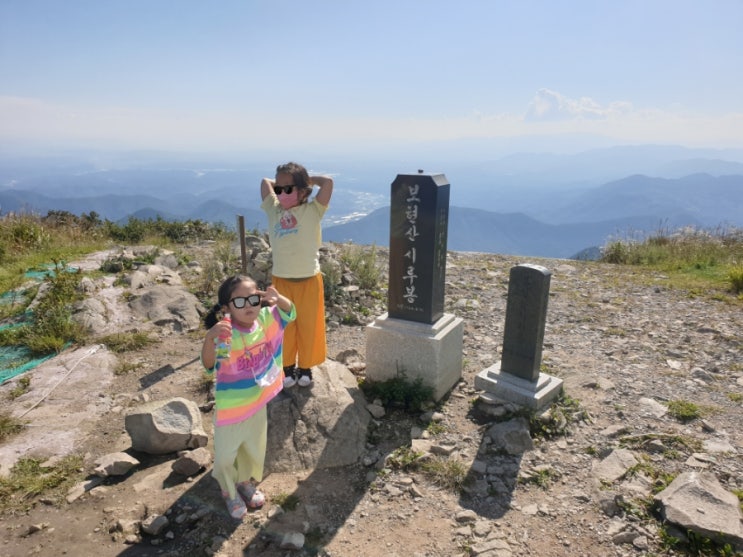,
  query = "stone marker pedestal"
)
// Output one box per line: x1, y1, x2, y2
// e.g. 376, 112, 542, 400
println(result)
475, 264, 563, 411
366, 312, 463, 401
475, 363, 563, 410
365, 171, 462, 402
